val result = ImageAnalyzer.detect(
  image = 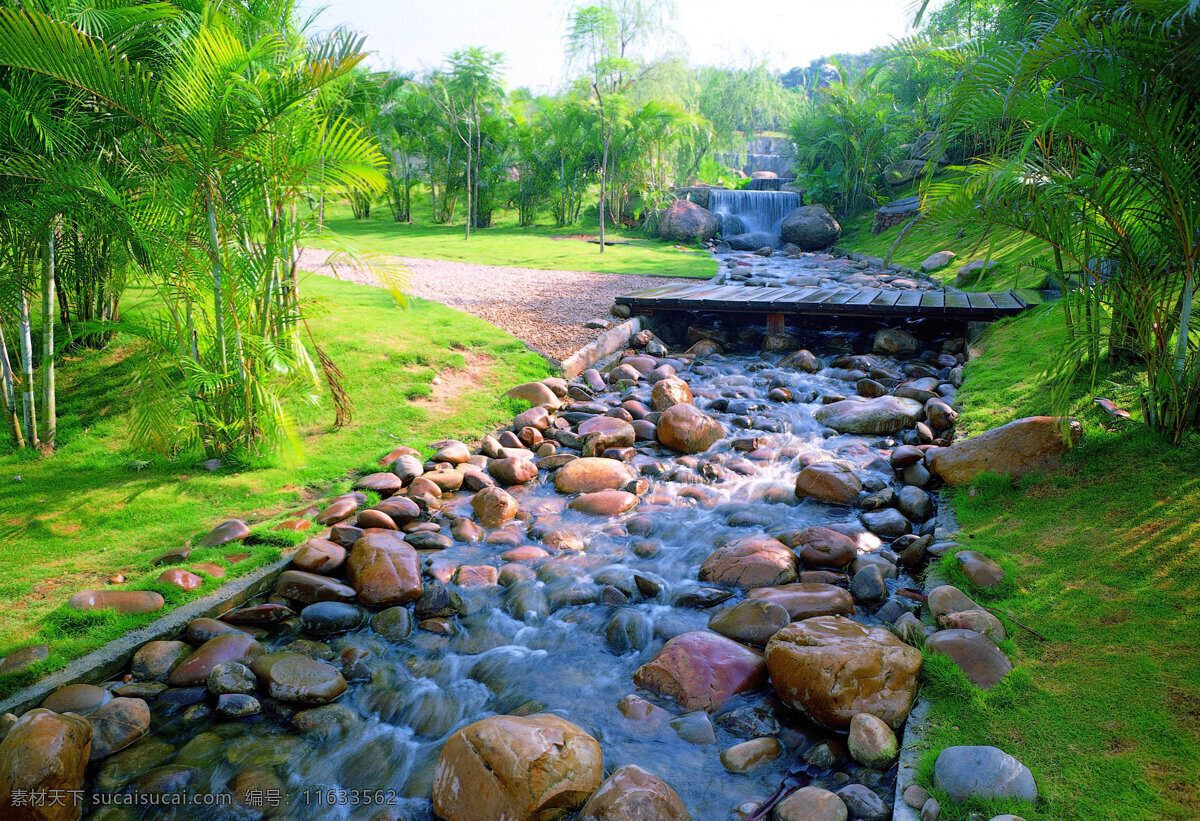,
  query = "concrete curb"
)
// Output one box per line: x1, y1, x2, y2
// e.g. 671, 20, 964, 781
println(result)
0, 554, 293, 717
560, 317, 644, 378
